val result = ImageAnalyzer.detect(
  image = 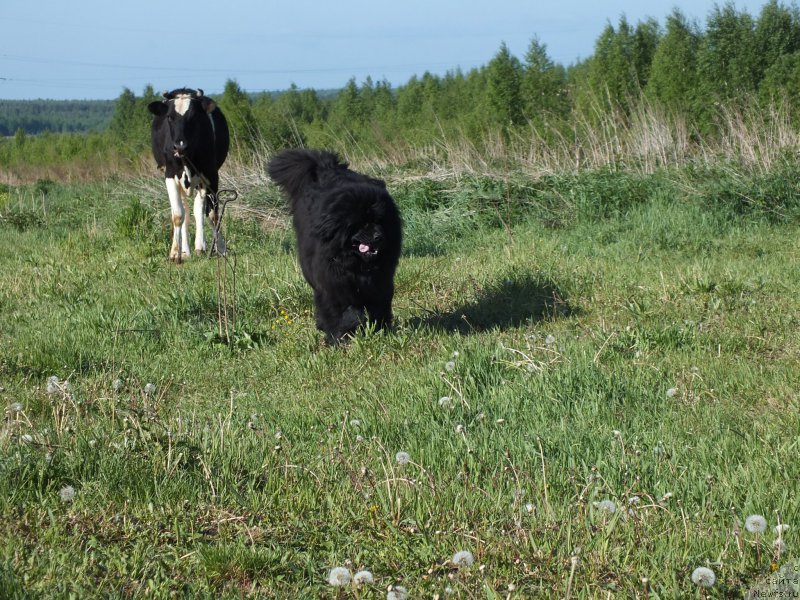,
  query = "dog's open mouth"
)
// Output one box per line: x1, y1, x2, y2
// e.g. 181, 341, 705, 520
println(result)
358, 243, 378, 256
